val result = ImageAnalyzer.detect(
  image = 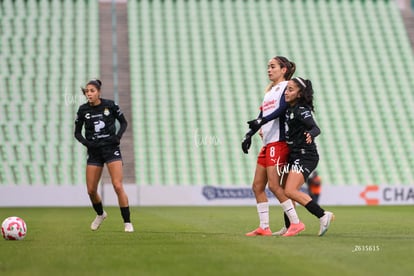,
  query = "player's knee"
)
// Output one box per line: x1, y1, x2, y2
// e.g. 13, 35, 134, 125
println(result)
112, 183, 124, 195
268, 184, 281, 196
284, 187, 295, 199
252, 182, 265, 195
